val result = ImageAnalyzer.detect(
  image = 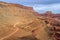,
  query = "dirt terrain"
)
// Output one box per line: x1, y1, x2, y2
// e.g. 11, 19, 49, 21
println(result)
0, 1, 60, 40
